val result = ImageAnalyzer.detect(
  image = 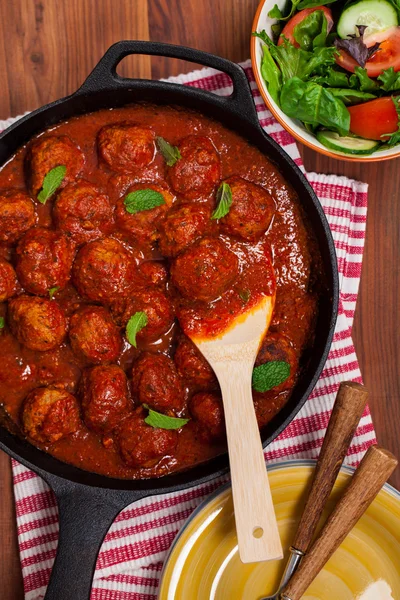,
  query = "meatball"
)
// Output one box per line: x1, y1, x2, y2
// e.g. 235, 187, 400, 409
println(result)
22, 386, 80, 444
0, 190, 36, 244
138, 261, 168, 286
54, 180, 114, 245
168, 135, 221, 199
174, 335, 217, 390
69, 306, 122, 364
81, 365, 132, 434
170, 237, 239, 302
117, 289, 174, 343
116, 409, 178, 468
8, 295, 67, 351
28, 135, 85, 195
97, 122, 155, 172
0, 259, 17, 301
190, 392, 225, 442
72, 237, 137, 304
132, 352, 186, 415
115, 182, 174, 244
220, 176, 275, 241
16, 227, 75, 296
254, 332, 298, 393
158, 203, 211, 257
